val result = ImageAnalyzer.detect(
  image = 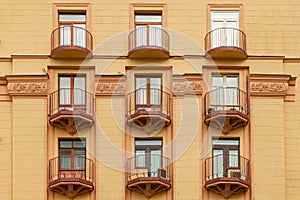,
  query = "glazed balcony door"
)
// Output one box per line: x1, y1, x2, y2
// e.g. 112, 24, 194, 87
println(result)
211, 75, 238, 109
59, 13, 86, 48
212, 139, 239, 178
135, 140, 162, 177
135, 75, 162, 107
211, 11, 239, 48
135, 14, 162, 47
59, 75, 86, 108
